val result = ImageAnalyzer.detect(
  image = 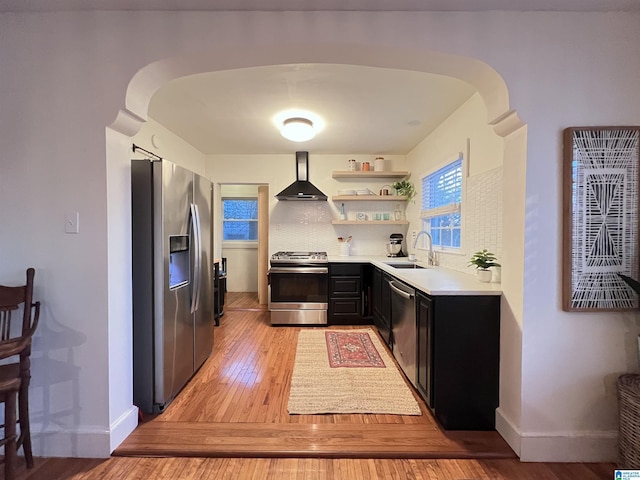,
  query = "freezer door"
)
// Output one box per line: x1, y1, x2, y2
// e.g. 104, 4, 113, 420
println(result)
193, 173, 214, 370
154, 160, 195, 408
